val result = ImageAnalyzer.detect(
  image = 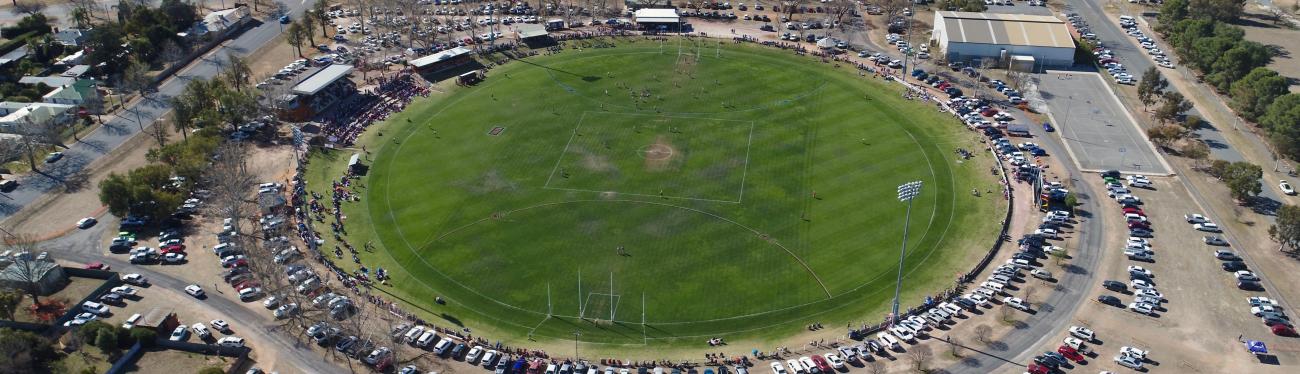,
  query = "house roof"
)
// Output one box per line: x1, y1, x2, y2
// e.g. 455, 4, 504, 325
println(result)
19, 76, 76, 87
410, 47, 472, 68
0, 102, 74, 125
195, 7, 251, 35
634, 8, 680, 23
291, 64, 353, 96
53, 28, 88, 46
0, 46, 29, 66
937, 11, 1073, 48
61, 65, 91, 77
